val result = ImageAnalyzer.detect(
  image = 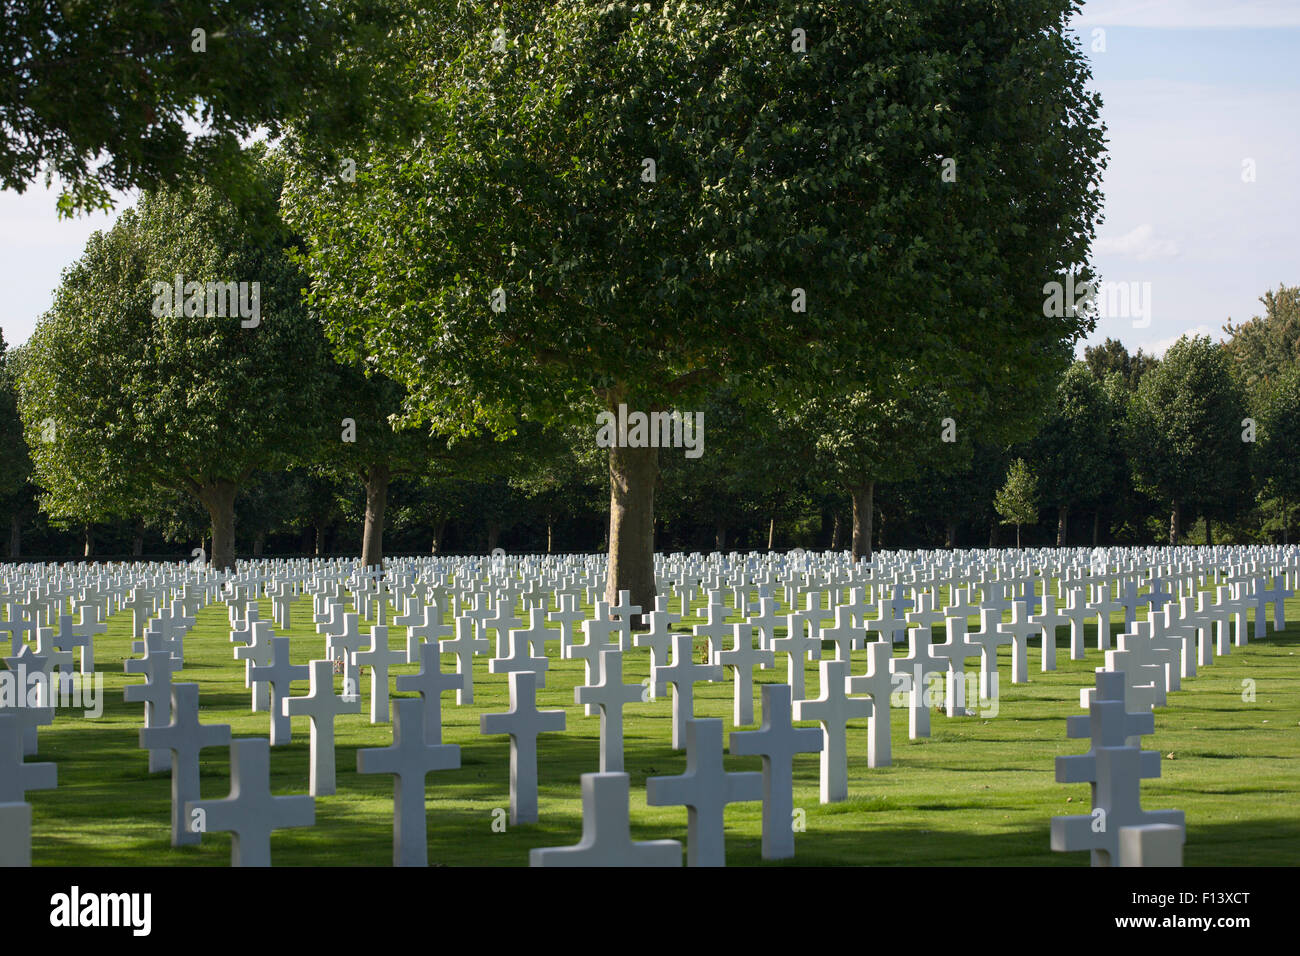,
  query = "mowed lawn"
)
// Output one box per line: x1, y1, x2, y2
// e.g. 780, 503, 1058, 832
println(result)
25, 584, 1300, 866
